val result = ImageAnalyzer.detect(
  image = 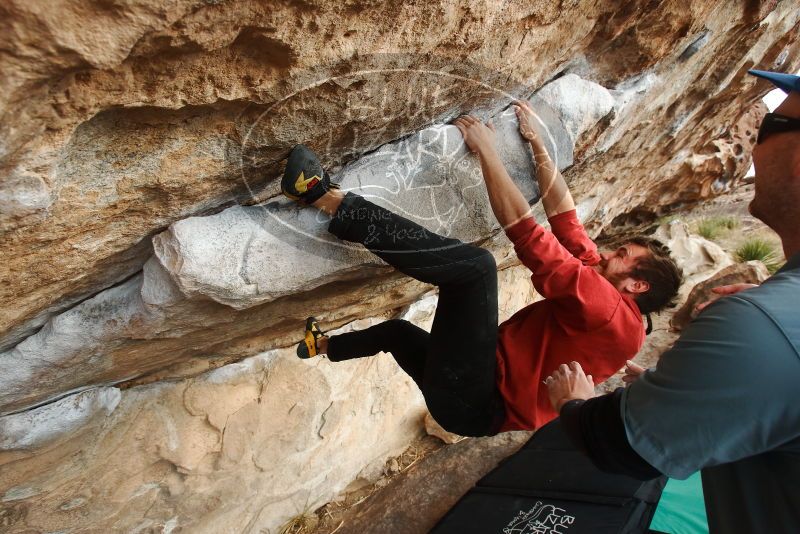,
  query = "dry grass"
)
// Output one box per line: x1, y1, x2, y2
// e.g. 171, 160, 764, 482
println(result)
695, 215, 740, 240
280, 513, 319, 534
